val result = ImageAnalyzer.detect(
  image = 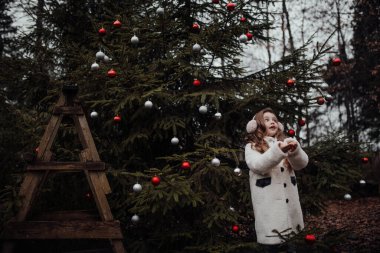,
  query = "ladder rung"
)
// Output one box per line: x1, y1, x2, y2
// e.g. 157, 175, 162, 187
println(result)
27, 161, 105, 171
53, 106, 84, 115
